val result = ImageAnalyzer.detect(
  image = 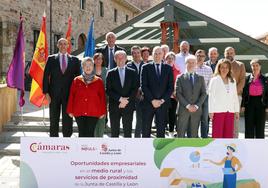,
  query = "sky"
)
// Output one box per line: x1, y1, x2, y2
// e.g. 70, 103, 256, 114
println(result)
176, 0, 268, 38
